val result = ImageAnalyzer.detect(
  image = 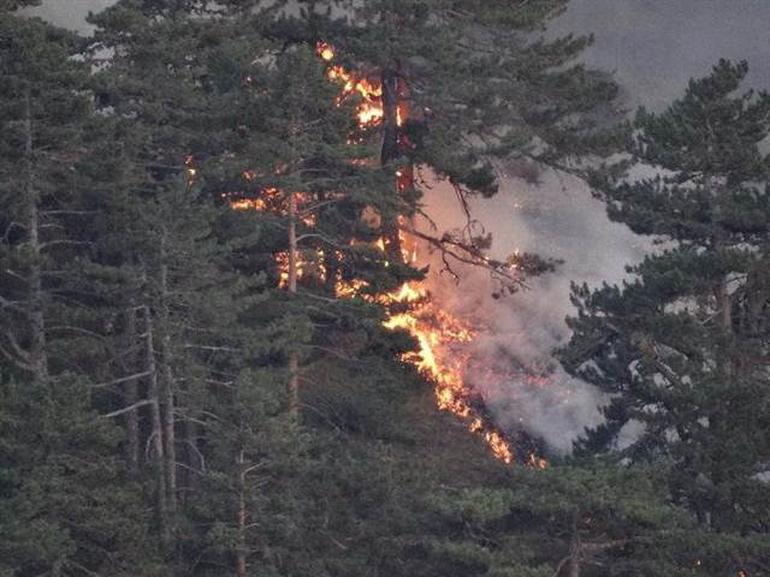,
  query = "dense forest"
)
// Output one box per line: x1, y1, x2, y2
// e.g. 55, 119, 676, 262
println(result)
1, 1, 769, 576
